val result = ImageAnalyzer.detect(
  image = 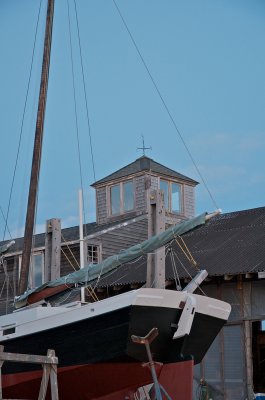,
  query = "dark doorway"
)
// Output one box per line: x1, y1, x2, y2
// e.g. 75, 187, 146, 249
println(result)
253, 321, 265, 392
